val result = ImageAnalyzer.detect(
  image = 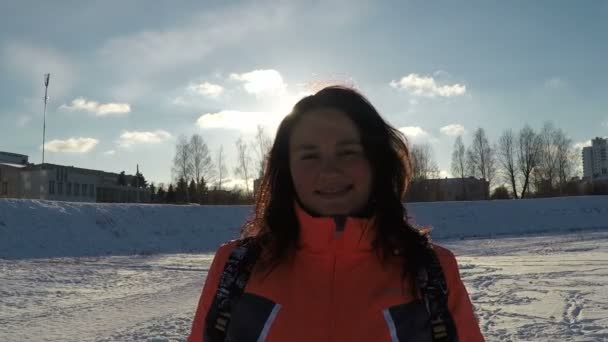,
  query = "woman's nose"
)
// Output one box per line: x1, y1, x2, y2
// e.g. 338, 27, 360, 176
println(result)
319, 157, 342, 175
